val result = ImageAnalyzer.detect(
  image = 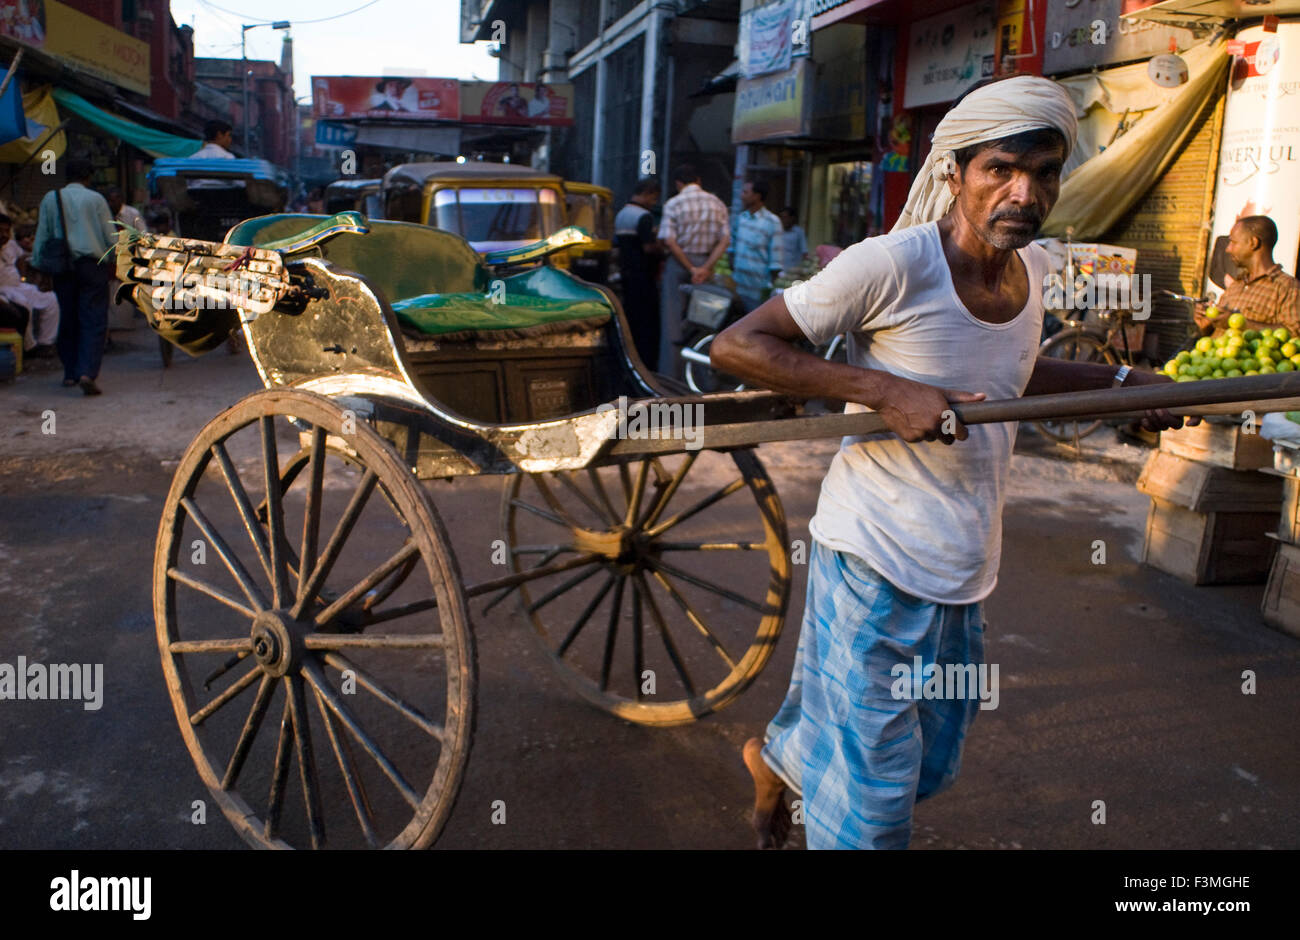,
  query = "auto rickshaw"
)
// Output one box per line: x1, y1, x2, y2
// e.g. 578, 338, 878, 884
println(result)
323, 178, 382, 217
379, 161, 612, 282
563, 181, 613, 284
148, 158, 290, 241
